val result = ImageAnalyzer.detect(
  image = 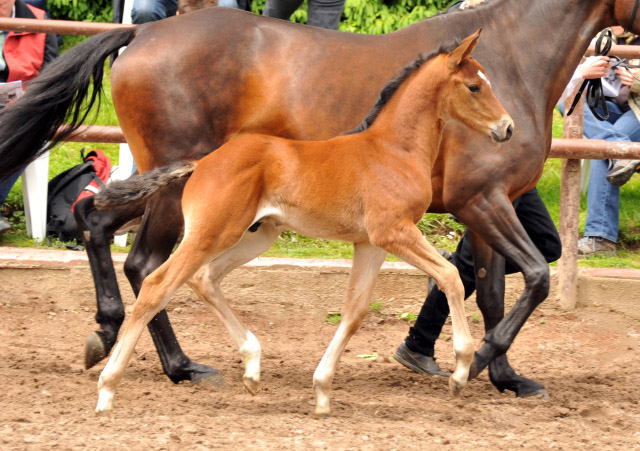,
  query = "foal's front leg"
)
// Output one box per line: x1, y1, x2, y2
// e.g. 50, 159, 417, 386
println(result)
372, 221, 474, 395
313, 242, 387, 417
